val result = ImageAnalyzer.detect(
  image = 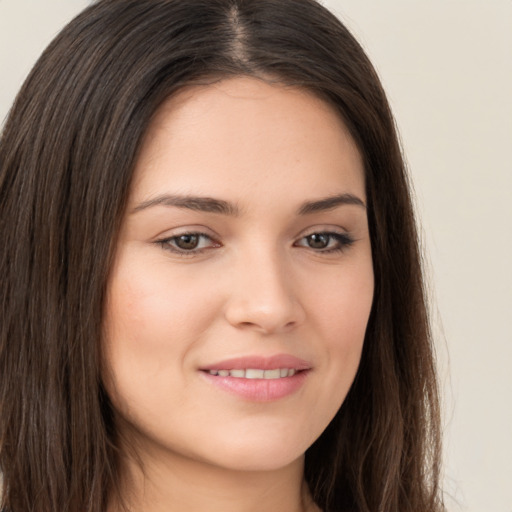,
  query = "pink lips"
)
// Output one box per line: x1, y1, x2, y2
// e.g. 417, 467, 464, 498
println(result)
200, 354, 311, 372
199, 354, 311, 402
